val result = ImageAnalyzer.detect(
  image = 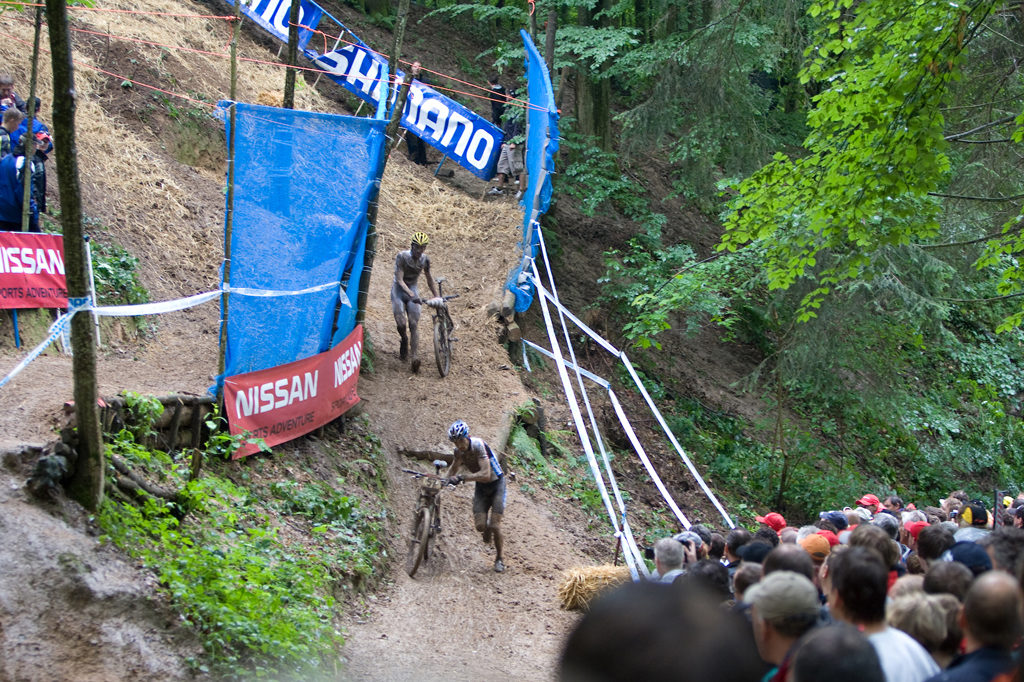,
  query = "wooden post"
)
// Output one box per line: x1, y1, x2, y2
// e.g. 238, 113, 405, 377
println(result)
218, 1, 243, 398
283, 0, 300, 109
45, 0, 104, 510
